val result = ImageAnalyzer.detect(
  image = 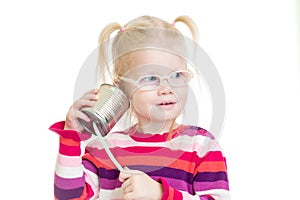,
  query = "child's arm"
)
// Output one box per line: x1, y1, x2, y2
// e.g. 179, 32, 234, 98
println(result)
50, 89, 100, 199
50, 121, 100, 199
